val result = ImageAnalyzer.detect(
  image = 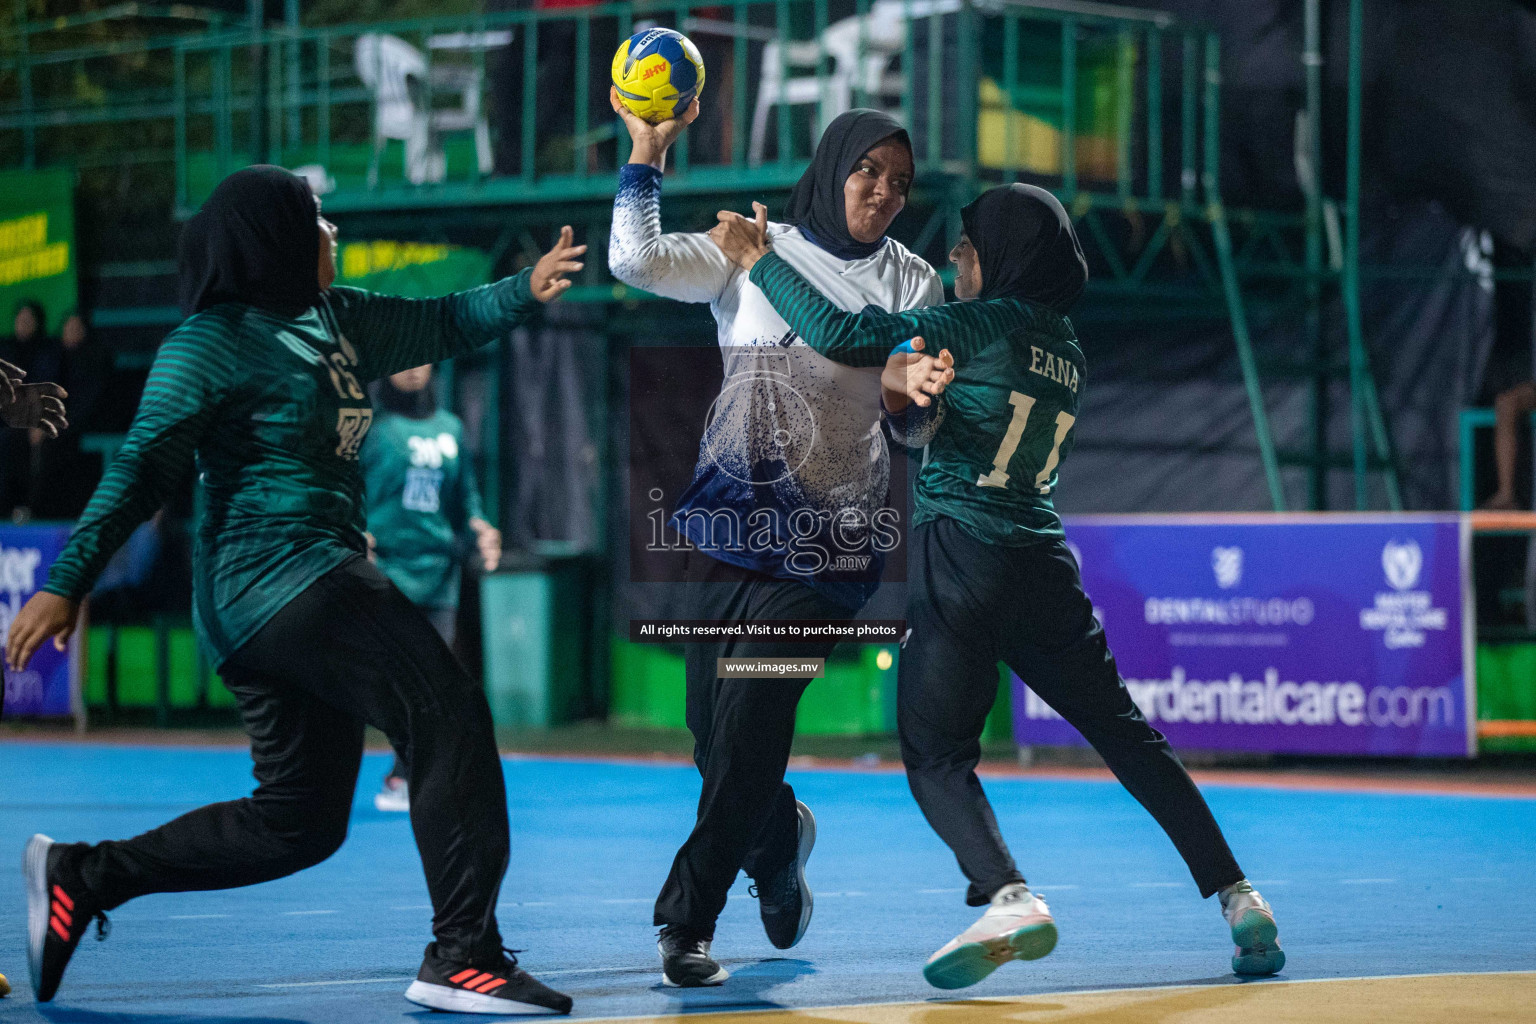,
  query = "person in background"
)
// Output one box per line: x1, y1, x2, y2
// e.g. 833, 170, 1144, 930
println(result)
0, 300, 49, 374
0, 300, 59, 516
1483, 379, 1536, 510
362, 363, 502, 813
30, 309, 114, 518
